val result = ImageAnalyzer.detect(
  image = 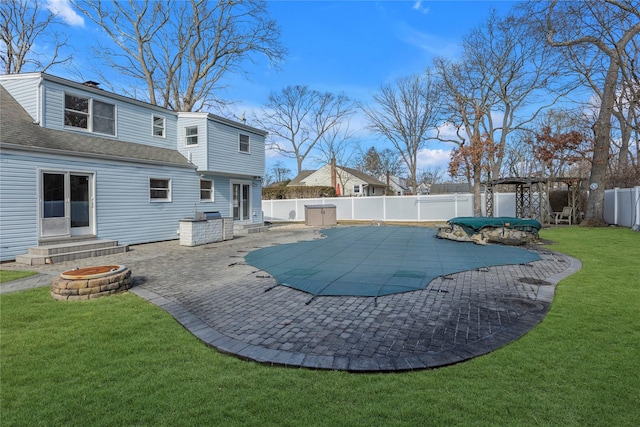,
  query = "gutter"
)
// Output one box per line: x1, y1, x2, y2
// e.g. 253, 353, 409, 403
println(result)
0, 143, 198, 170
